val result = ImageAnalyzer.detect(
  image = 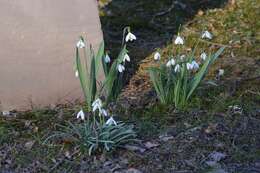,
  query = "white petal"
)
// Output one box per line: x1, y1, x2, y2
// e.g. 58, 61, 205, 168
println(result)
166, 60, 172, 67
123, 53, 130, 62
104, 54, 111, 63
125, 32, 136, 42
117, 64, 125, 73
92, 98, 102, 112
106, 117, 117, 126
174, 36, 184, 45
186, 63, 193, 70
76, 109, 85, 120
218, 69, 224, 76
166, 59, 175, 67
200, 52, 207, 61
180, 55, 186, 61
101, 109, 108, 117
201, 31, 213, 39
154, 52, 161, 61
191, 60, 199, 70
75, 70, 79, 78
76, 39, 85, 48
174, 64, 181, 73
